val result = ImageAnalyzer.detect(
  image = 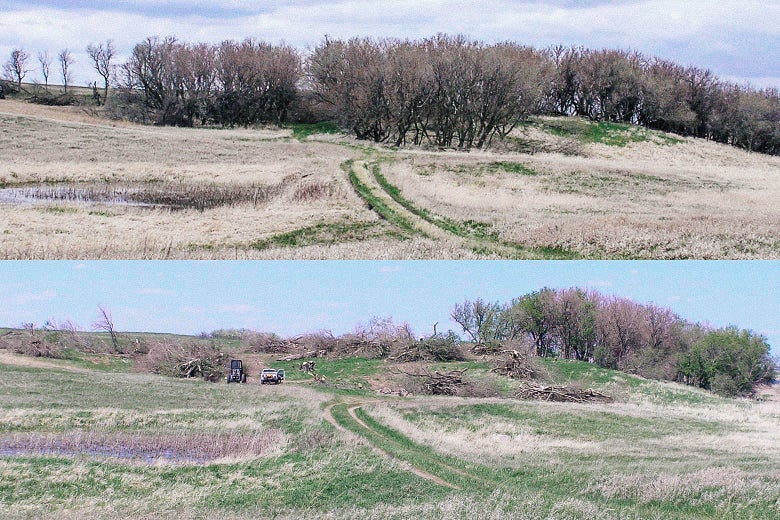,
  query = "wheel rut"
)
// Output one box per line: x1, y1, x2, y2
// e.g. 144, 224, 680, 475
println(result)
348, 157, 536, 258
324, 400, 462, 490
